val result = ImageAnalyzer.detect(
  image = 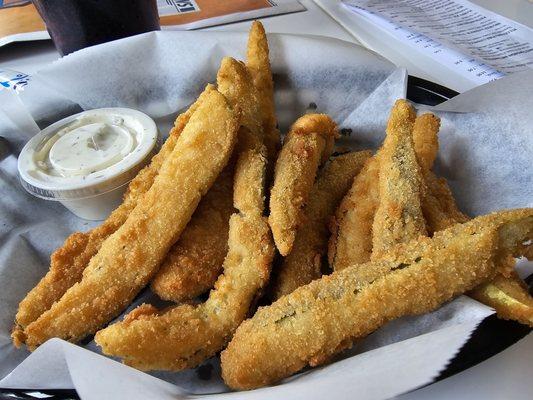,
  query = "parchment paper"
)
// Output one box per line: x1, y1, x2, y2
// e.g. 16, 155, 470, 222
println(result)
0, 31, 531, 400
